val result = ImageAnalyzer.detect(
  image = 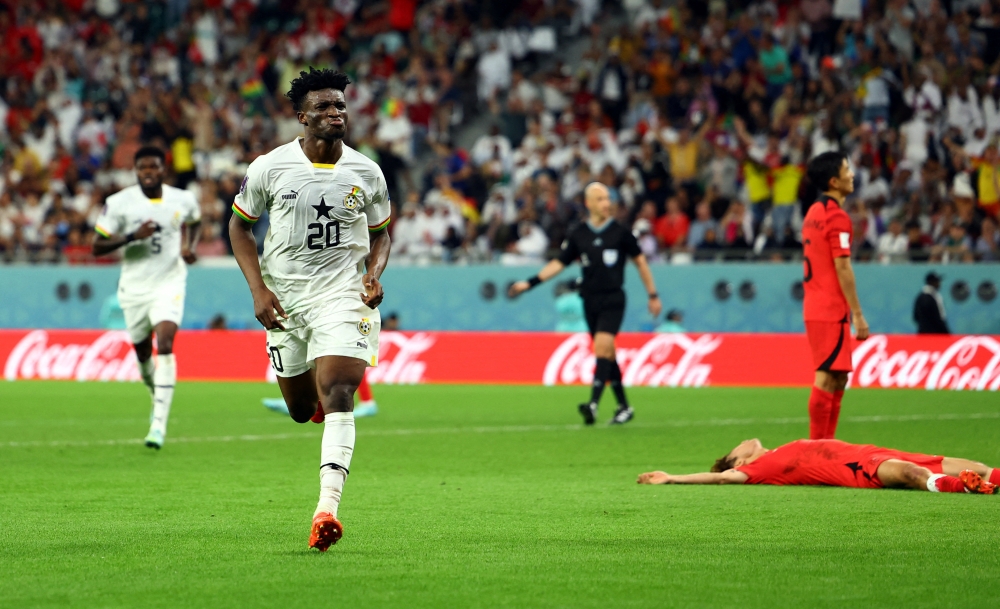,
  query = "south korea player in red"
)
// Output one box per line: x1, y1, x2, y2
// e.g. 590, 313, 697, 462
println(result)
801, 152, 870, 440
637, 438, 1000, 494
